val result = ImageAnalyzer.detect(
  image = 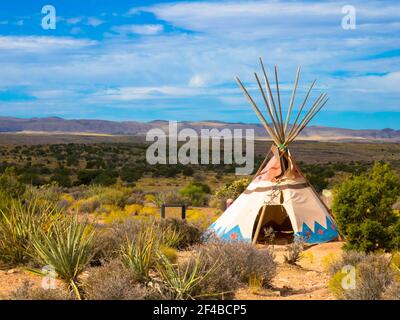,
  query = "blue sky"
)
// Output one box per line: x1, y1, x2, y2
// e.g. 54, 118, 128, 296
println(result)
0, 0, 399, 129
